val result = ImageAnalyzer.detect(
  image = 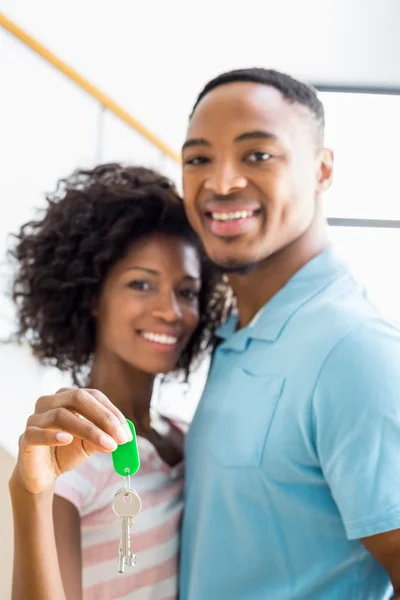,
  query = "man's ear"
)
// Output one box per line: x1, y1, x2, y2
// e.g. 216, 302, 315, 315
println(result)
317, 147, 334, 193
